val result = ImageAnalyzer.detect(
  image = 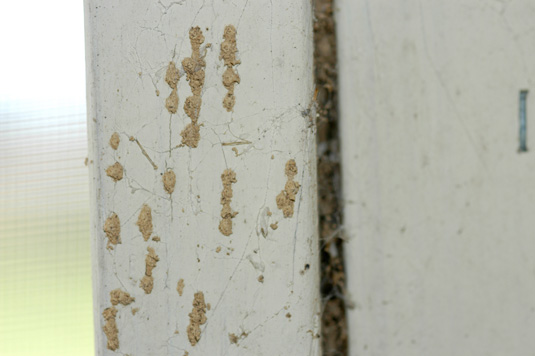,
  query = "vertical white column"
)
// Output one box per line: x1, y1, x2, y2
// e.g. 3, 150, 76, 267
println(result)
85, 1, 320, 355
337, 0, 535, 355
